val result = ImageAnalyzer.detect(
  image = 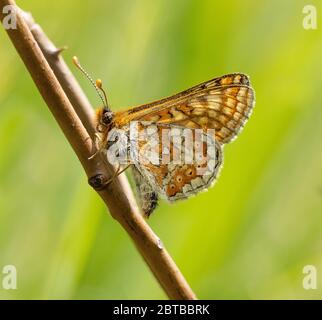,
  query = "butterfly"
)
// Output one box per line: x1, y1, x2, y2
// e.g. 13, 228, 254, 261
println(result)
73, 58, 255, 217
92, 73, 254, 217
